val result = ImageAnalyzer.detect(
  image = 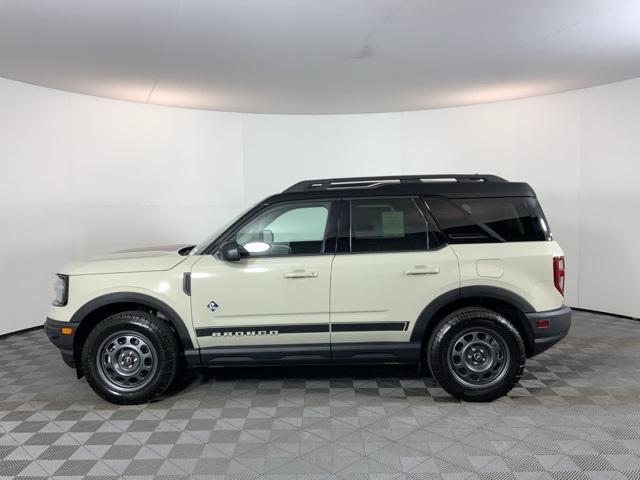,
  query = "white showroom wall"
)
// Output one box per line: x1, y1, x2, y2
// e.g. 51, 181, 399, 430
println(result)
0, 76, 638, 335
